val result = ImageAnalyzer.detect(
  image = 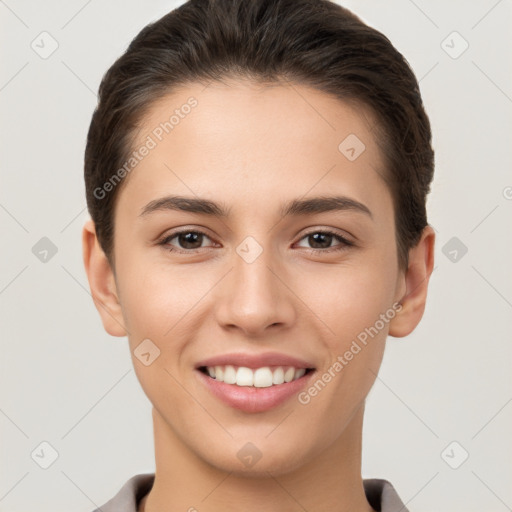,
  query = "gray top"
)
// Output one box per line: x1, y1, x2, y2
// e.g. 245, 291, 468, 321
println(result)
91, 473, 409, 512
